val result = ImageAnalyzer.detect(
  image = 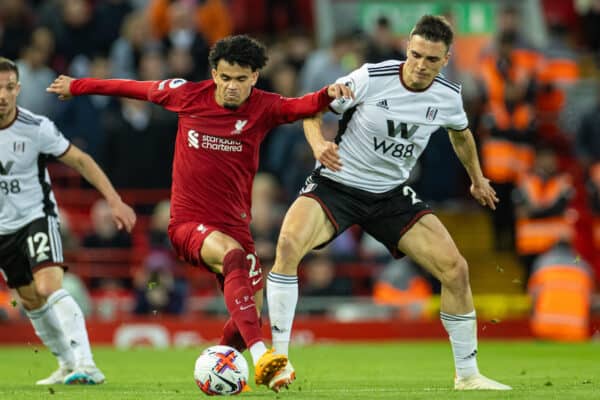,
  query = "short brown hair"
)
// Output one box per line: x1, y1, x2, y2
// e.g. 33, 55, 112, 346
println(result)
411, 15, 454, 50
0, 57, 19, 81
